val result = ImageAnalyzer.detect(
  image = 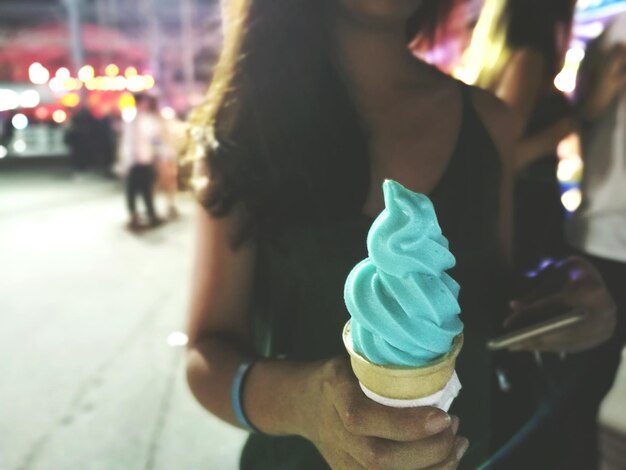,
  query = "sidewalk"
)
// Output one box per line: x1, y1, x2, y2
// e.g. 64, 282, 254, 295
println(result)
0, 167, 246, 470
